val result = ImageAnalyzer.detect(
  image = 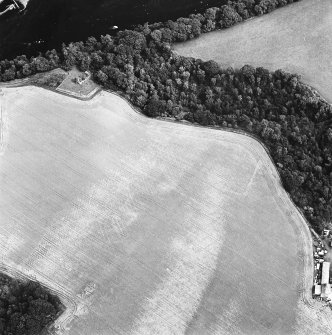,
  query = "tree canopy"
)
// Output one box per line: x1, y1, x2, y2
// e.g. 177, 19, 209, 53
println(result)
0, 273, 63, 335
